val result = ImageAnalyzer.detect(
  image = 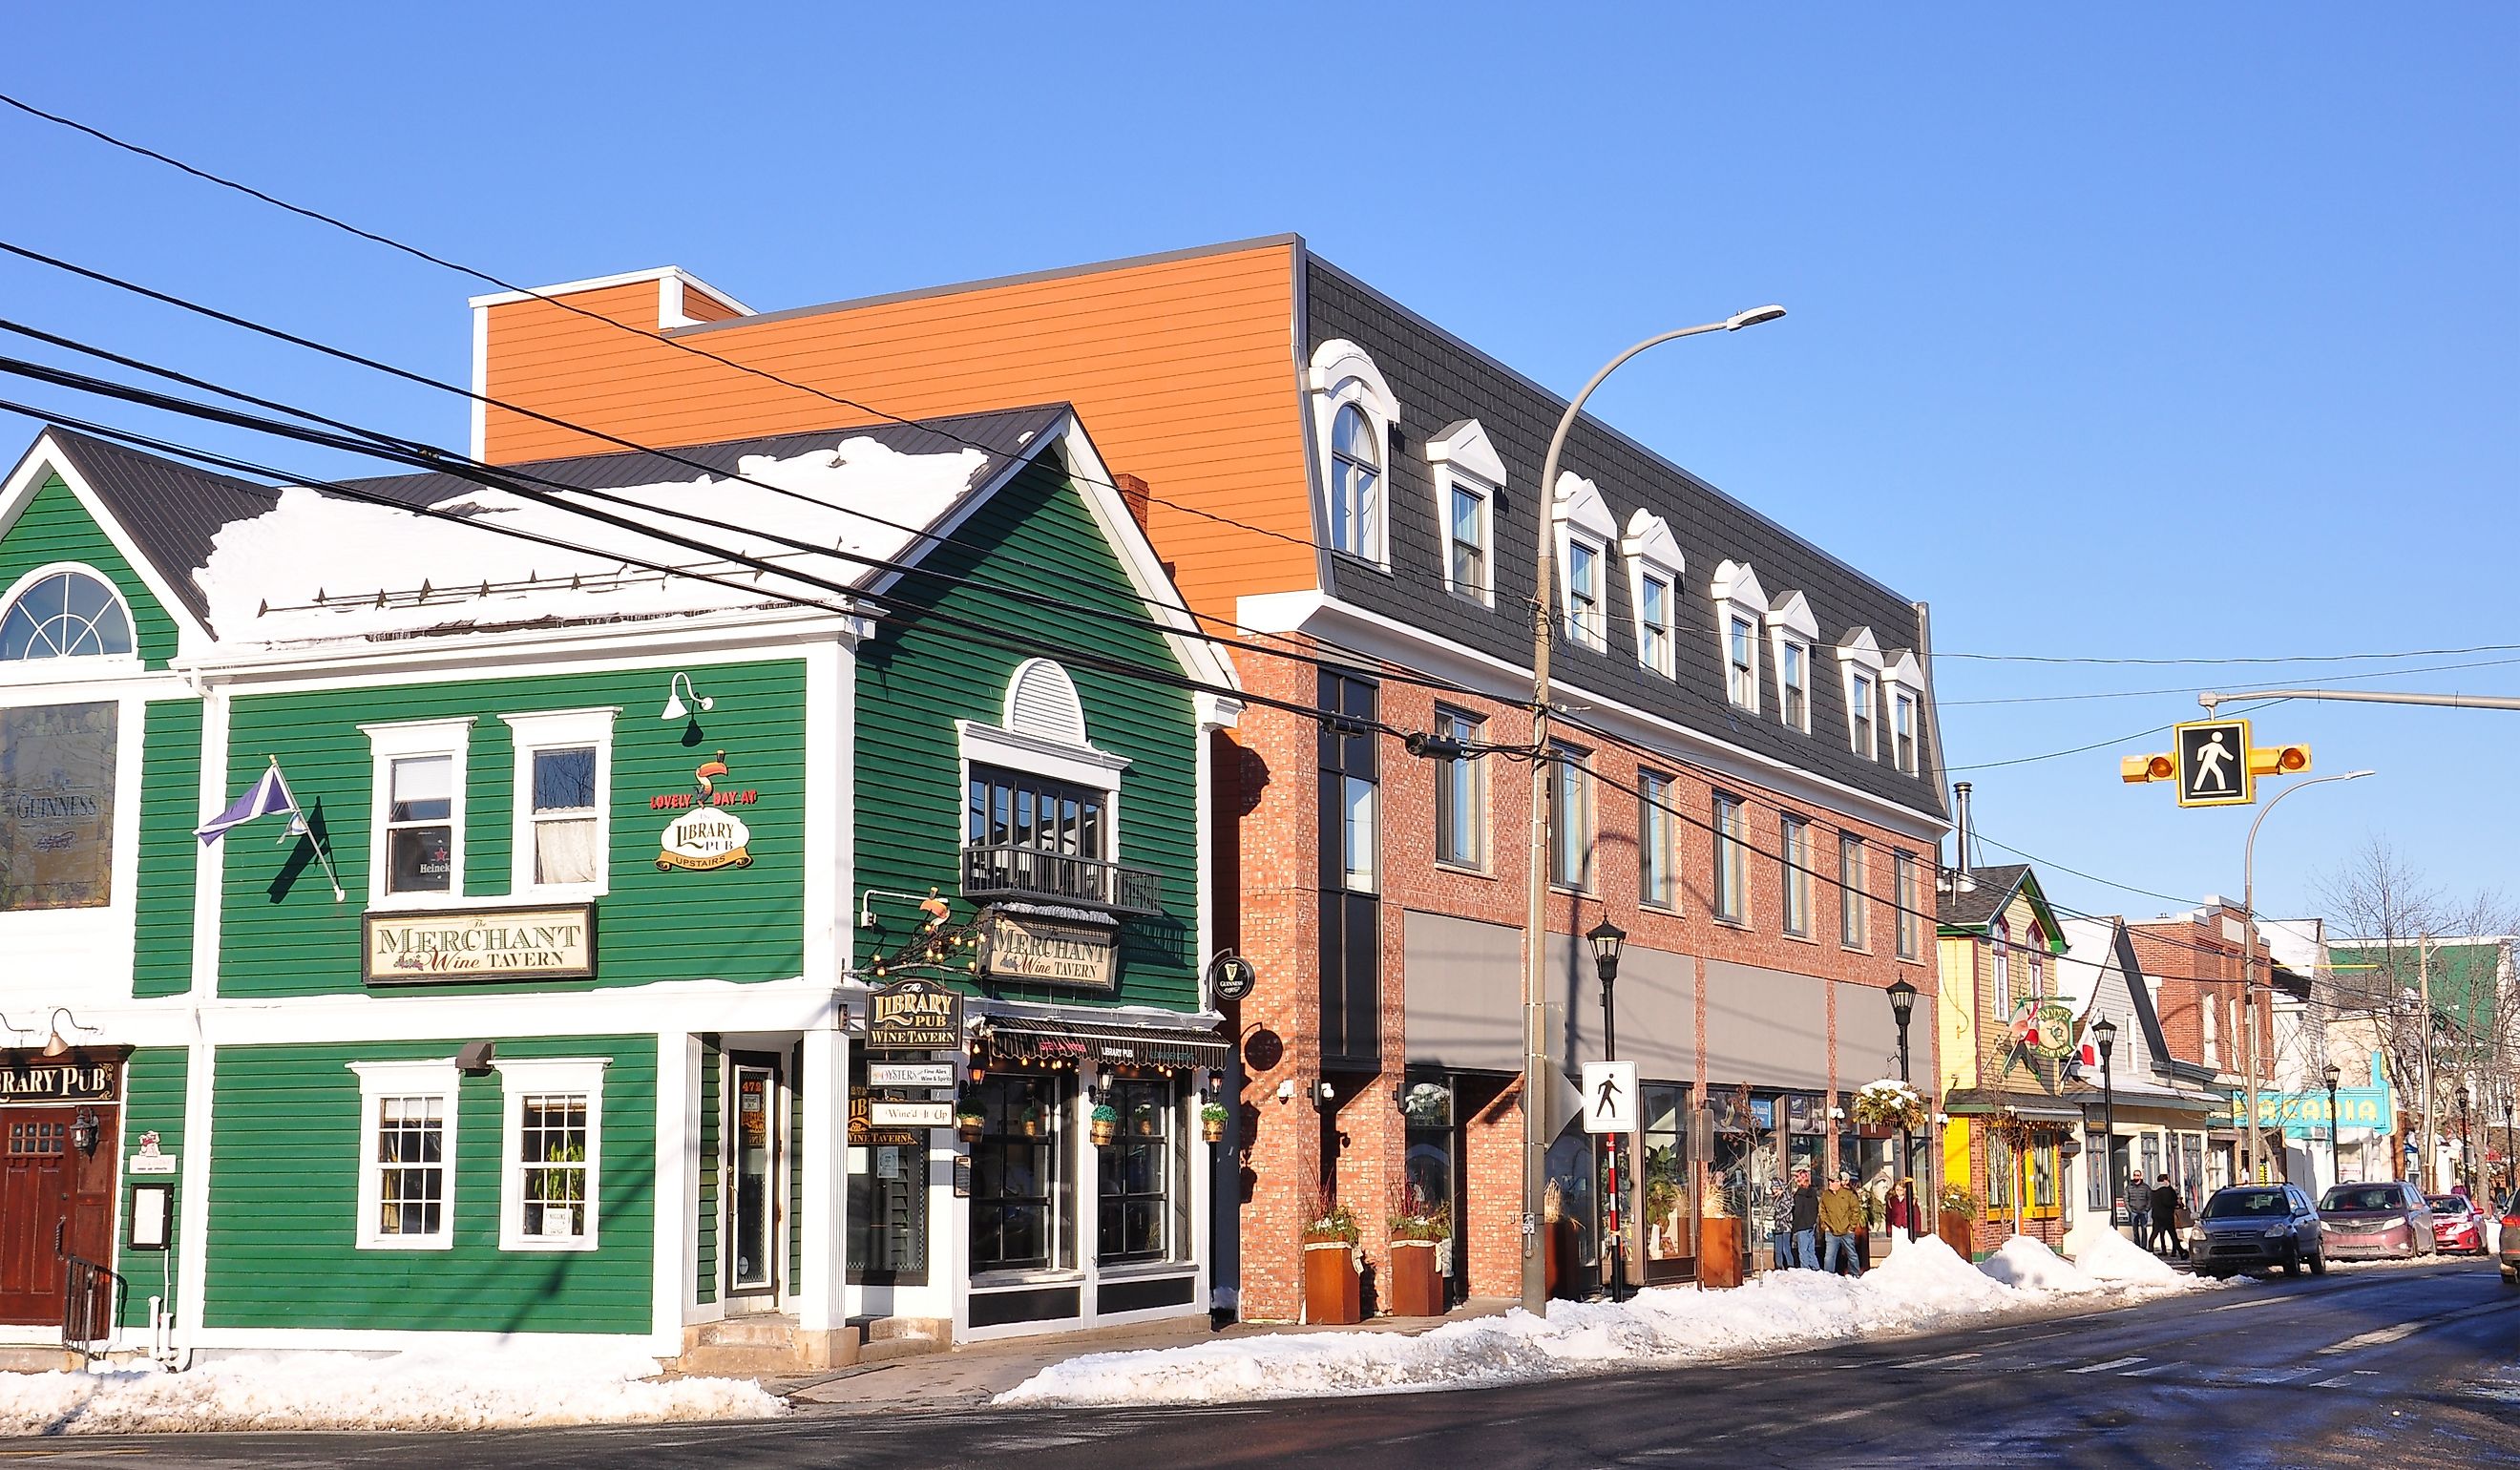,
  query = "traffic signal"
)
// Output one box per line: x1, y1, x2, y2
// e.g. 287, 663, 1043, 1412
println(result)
2250, 744, 2312, 777
2120, 752, 2174, 784
2121, 731, 2314, 803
